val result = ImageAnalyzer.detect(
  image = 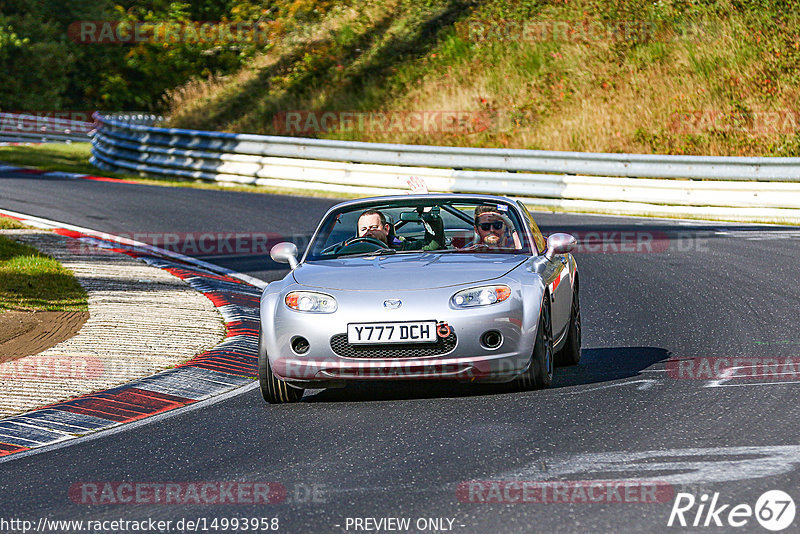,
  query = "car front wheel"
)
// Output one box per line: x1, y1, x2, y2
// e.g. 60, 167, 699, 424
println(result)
555, 280, 581, 367
516, 297, 553, 390
258, 333, 304, 404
